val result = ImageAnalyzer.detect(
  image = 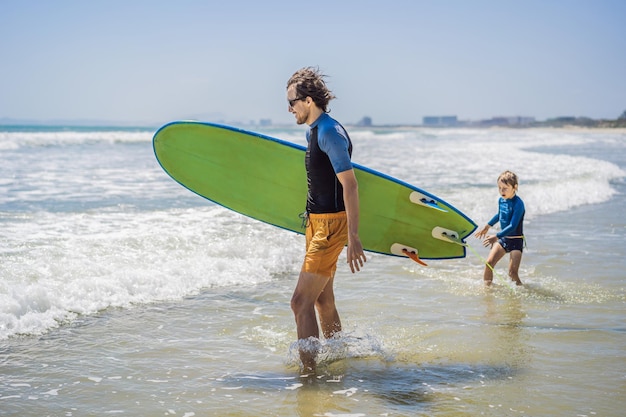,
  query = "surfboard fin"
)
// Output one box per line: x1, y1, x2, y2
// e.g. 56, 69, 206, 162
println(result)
432, 226, 467, 246
409, 191, 448, 212
402, 248, 428, 266
390, 243, 428, 266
